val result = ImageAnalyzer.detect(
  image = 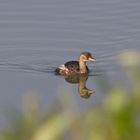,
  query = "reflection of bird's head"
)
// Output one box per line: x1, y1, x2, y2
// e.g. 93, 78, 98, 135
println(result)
79, 52, 96, 62
80, 88, 94, 99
